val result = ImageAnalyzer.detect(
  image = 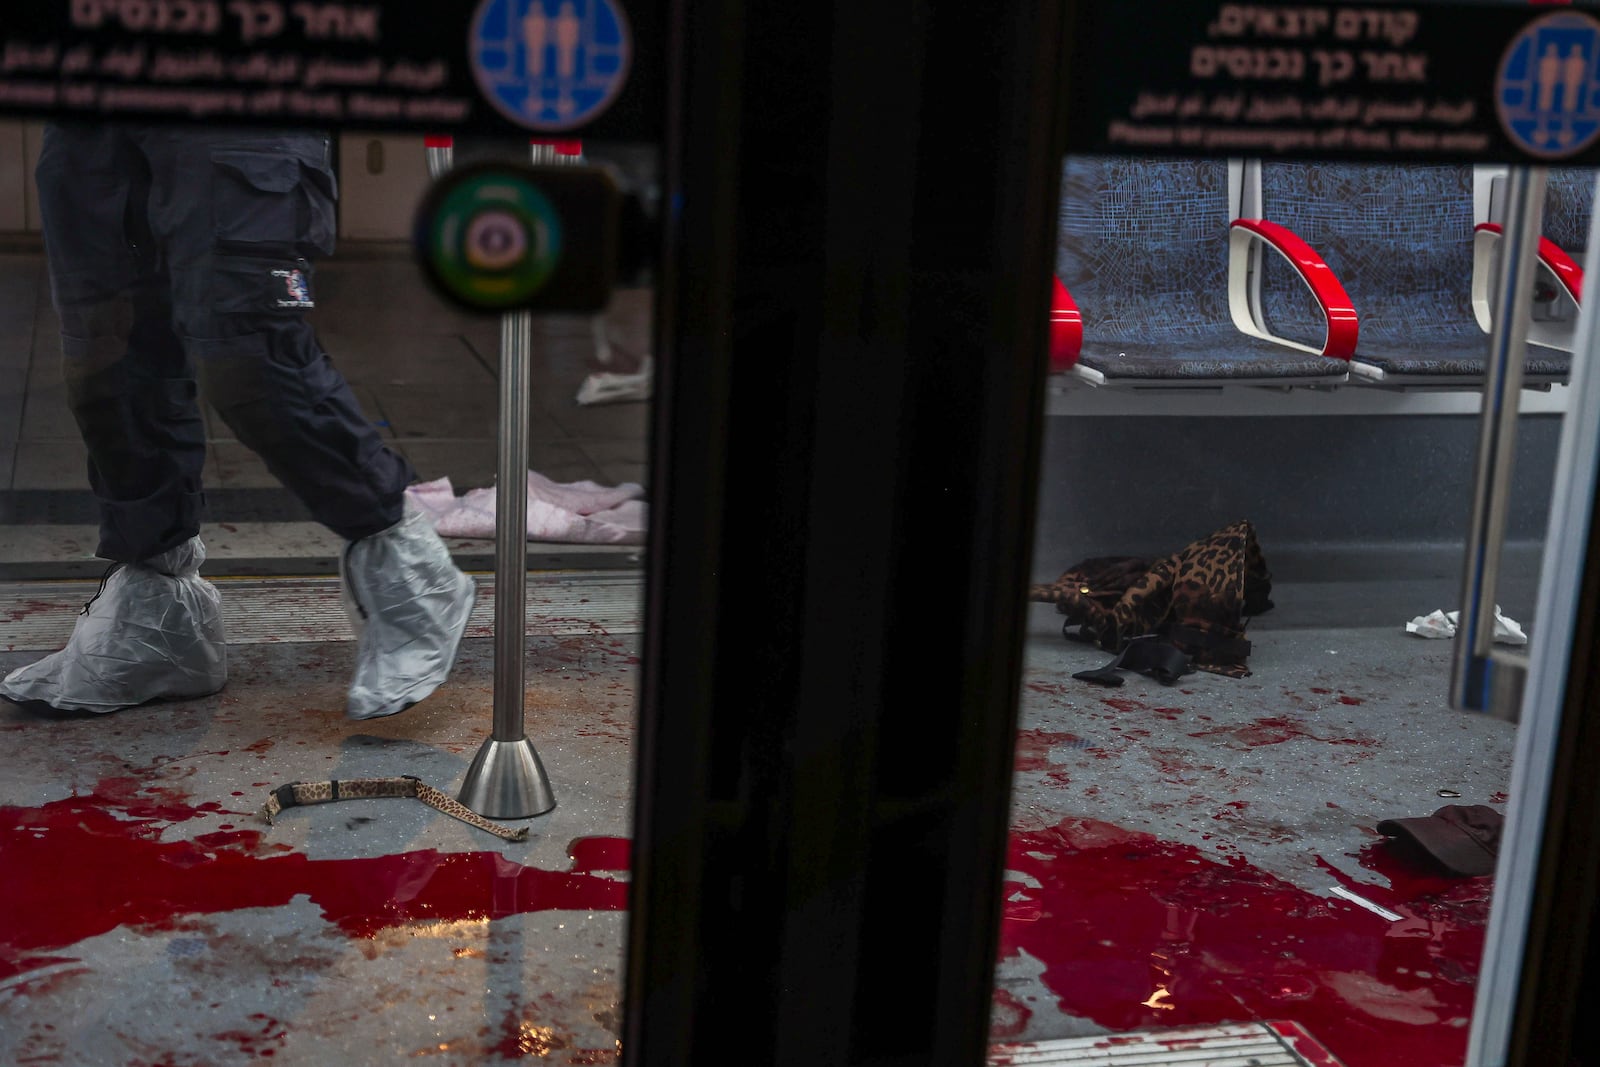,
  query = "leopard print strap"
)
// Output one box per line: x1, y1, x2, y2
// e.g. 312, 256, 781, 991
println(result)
259, 776, 530, 842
